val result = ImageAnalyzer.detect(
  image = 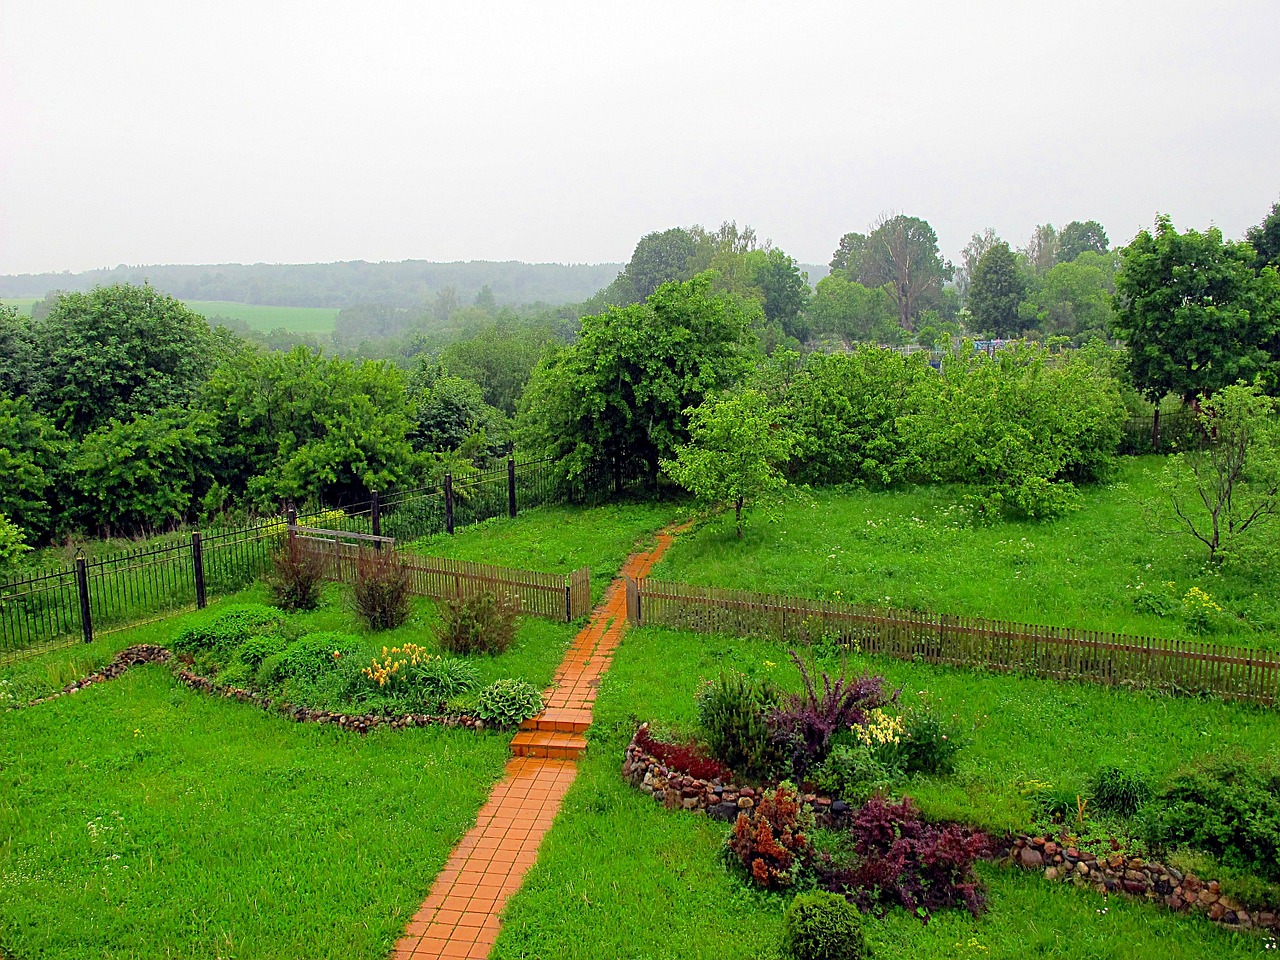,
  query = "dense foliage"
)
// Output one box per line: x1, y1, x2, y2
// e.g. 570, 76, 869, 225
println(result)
727, 782, 815, 890
435, 590, 521, 656
782, 891, 867, 960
